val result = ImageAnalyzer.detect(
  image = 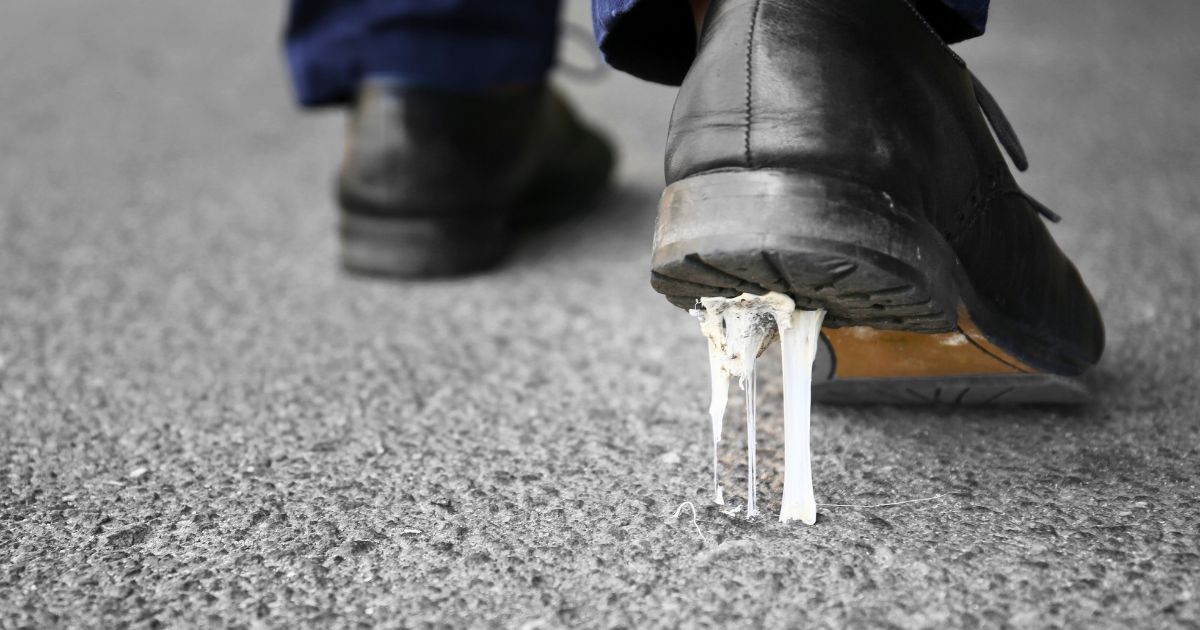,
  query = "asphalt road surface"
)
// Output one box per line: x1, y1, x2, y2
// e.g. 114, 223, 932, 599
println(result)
2, 1, 1199, 628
